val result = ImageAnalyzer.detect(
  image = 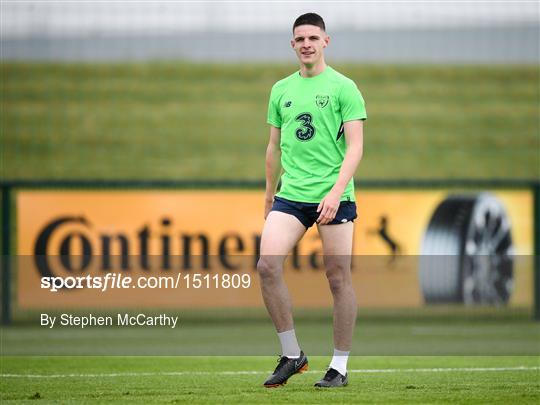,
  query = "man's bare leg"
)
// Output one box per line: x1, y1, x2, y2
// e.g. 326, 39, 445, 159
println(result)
259, 211, 309, 387
317, 221, 356, 377
257, 211, 306, 333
